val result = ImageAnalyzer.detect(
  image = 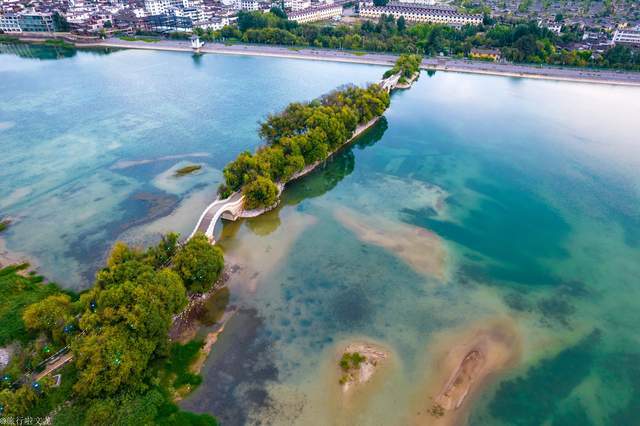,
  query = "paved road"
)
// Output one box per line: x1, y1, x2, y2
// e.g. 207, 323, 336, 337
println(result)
96, 38, 640, 86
